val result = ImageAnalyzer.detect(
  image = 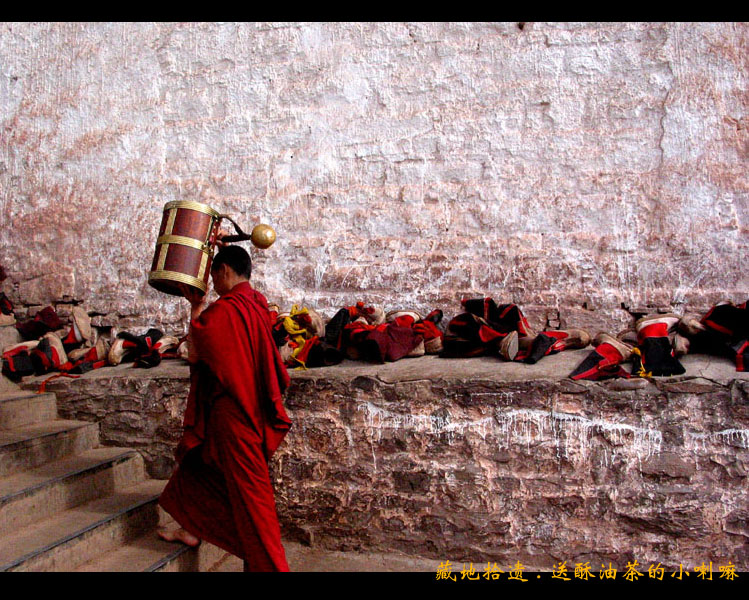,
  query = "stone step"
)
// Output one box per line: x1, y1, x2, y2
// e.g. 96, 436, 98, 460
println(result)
0, 391, 57, 429
0, 478, 167, 571
74, 514, 229, 572
149, 540, 229, 573
0, 447, 146, 537
0, 420, 99, 478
